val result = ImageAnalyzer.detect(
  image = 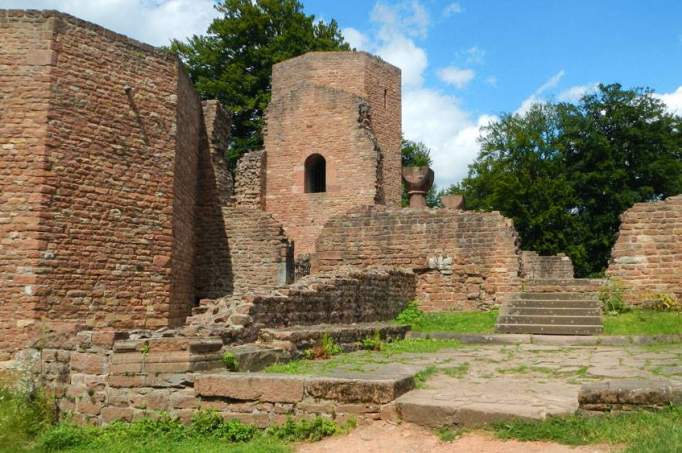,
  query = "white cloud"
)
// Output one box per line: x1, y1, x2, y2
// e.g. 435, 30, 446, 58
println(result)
516, 69, 565, 114
485, 76, 497, 87
464, 46, 485, 65
342, 27, 370, 50
437, 66, 475, 89
360, 1, 492, 187
655, 86, 682, 116
2, 0, 220, 46
557, 83, 598, 102
377, 36, 428, 87
371, 1, 430, 39
442, 2, 462, 17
